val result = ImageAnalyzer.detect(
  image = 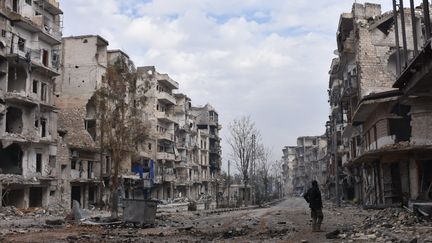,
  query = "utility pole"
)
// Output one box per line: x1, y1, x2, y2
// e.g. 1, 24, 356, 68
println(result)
228, 160, 231, 207
251, 134, 256, 204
